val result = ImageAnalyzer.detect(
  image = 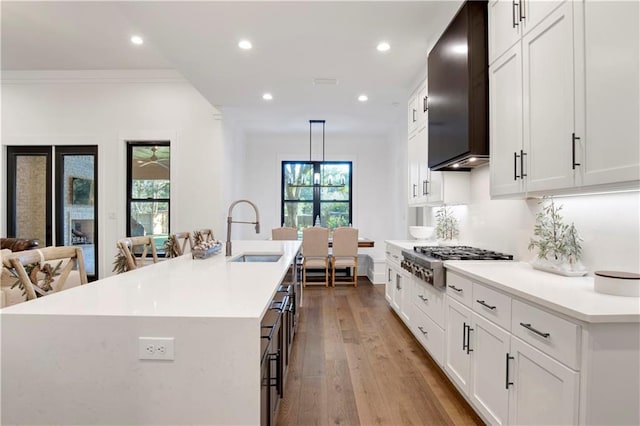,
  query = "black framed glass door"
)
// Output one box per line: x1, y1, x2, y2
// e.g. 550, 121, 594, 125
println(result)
55, 146, 98, 281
